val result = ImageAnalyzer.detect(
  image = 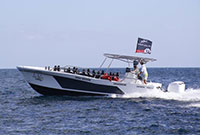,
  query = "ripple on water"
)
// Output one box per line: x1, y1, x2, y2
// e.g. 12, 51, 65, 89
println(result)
0, 69, 200, 135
